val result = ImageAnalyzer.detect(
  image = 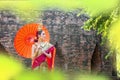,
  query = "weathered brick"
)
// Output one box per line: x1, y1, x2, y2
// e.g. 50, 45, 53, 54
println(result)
0, 9, 114, 78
